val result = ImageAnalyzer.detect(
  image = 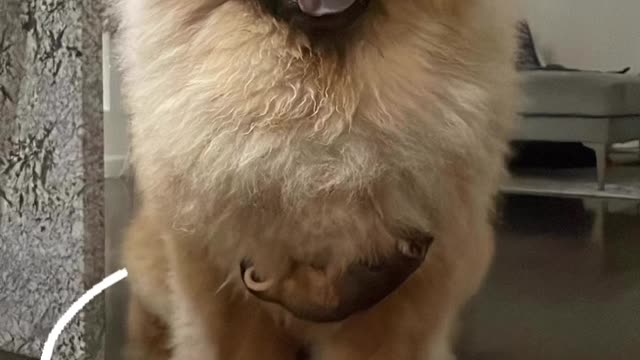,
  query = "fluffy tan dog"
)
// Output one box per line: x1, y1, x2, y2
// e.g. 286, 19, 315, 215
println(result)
116, 0, 518, 359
